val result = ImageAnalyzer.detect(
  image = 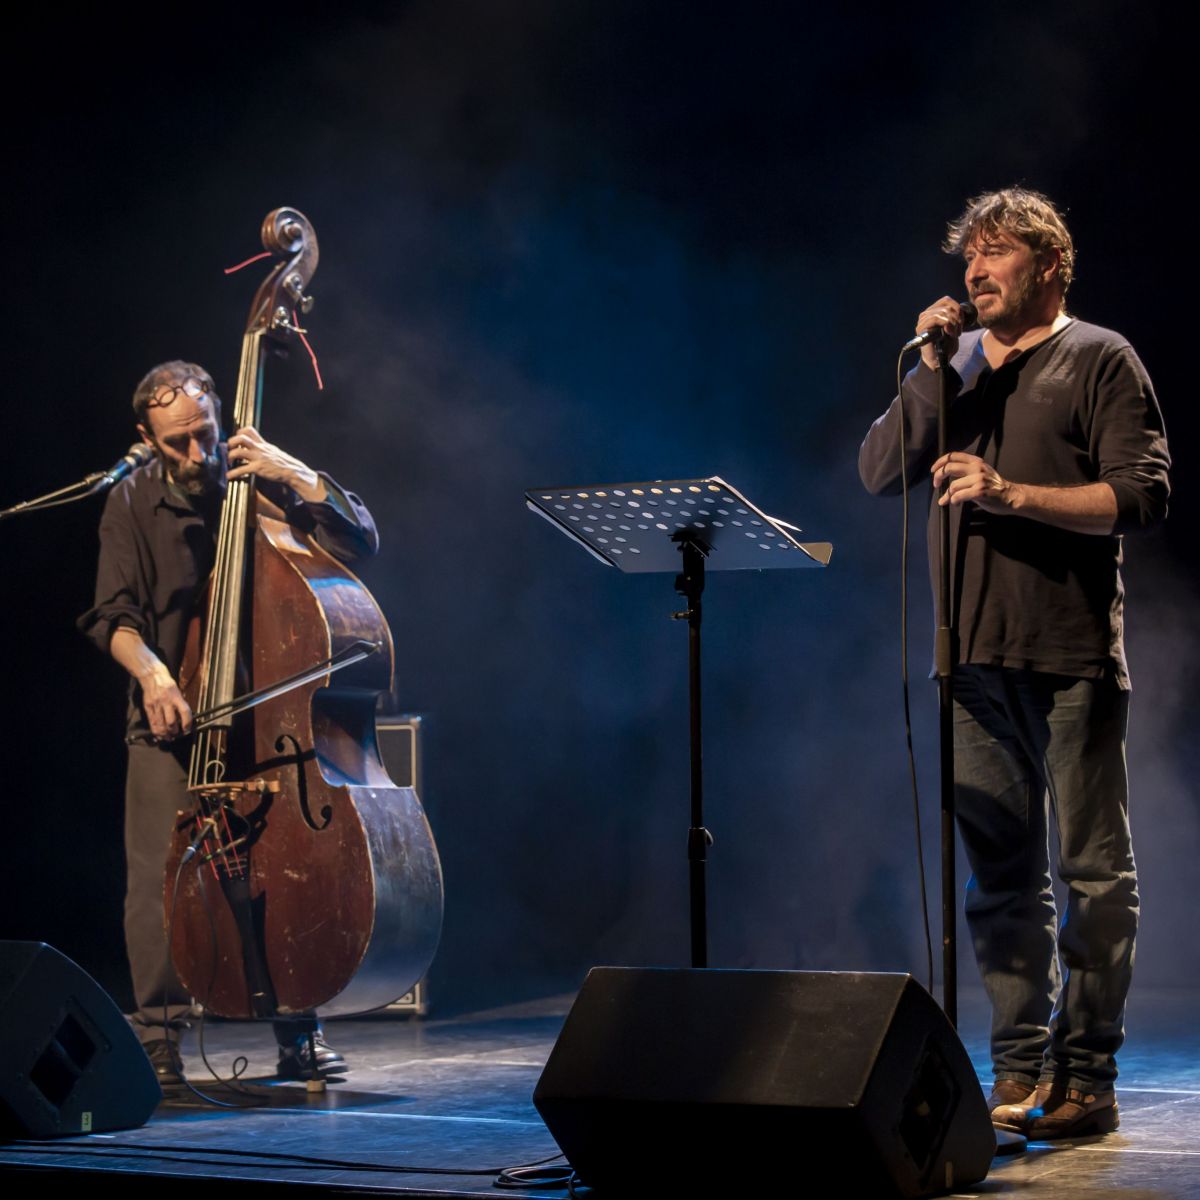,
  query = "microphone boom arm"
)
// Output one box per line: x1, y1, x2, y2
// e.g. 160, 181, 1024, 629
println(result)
1, 474, 110, 520
1, 445, 155, 521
